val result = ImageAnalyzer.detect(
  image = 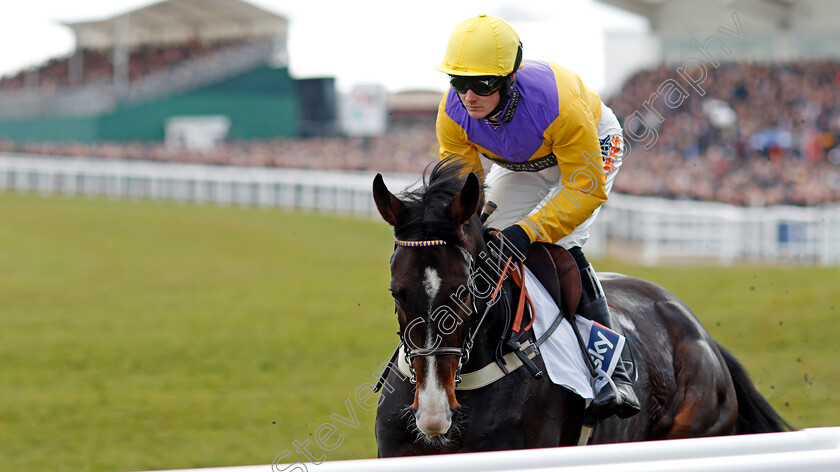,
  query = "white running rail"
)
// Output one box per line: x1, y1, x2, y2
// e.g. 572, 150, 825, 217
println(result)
140, 427, 840, 472
2, 154, 838, 265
